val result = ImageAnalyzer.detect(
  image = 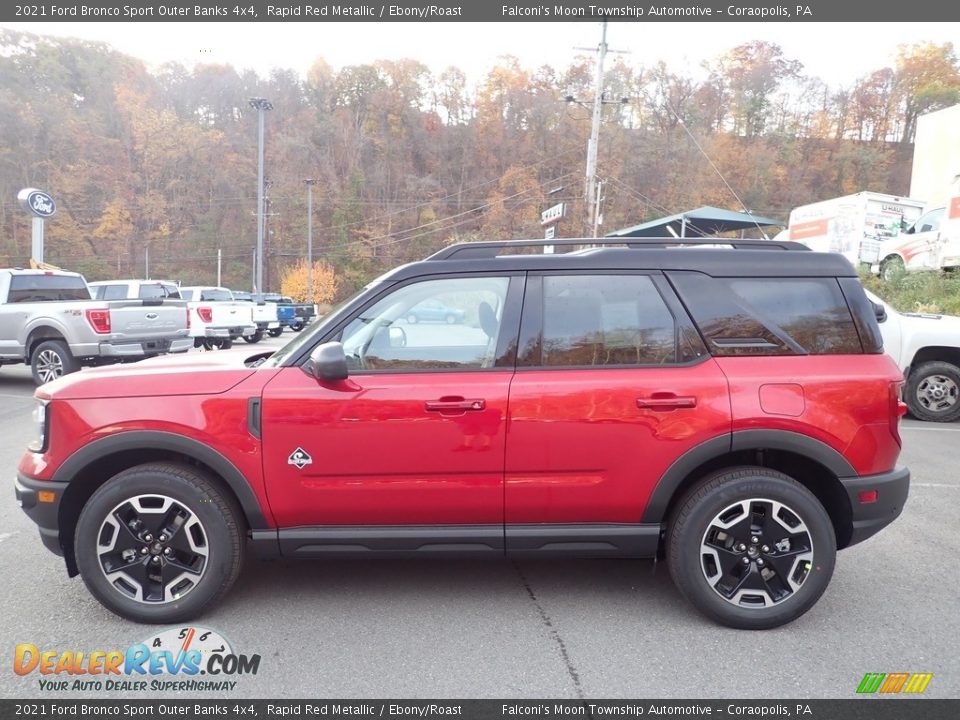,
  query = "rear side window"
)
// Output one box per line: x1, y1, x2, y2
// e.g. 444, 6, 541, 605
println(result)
200, 289, 232, 301
669, 272, 862, 355
8, 274, 92, 302
179, 289, 195, 301
102, 284, 129, 300
532, 274, 690, 367
136, 283, 180, 299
